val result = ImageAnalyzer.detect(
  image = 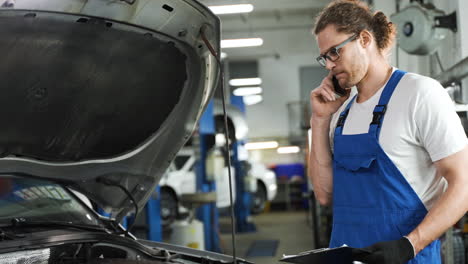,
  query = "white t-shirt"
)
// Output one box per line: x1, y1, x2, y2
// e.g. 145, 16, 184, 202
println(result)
329, 69, 468, 210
